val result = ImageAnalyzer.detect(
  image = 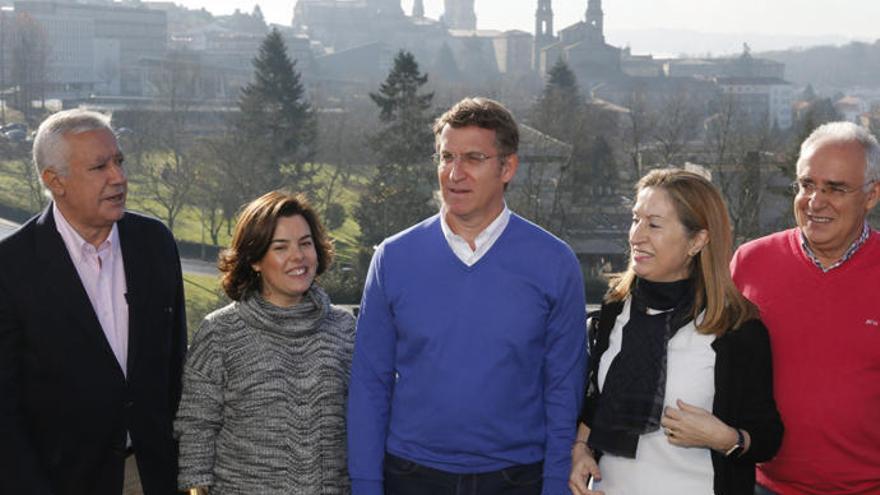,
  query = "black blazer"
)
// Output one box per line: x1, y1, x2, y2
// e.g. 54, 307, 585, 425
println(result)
581, 300, 783, 495
0, 206, 187, 495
